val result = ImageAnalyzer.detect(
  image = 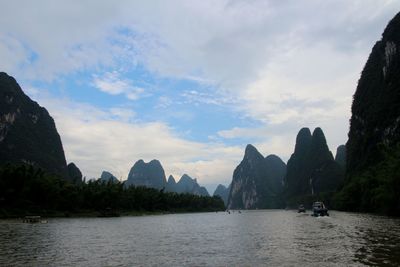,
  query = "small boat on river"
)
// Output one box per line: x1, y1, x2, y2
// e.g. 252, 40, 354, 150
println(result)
22, 216, 48, 223
312, 202, 329, 217
298, 204, 306, 213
